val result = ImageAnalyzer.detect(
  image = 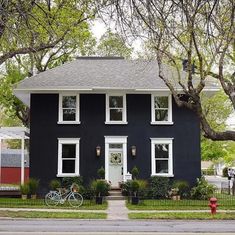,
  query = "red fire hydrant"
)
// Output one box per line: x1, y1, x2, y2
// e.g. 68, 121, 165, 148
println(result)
208, 197, 218, 214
